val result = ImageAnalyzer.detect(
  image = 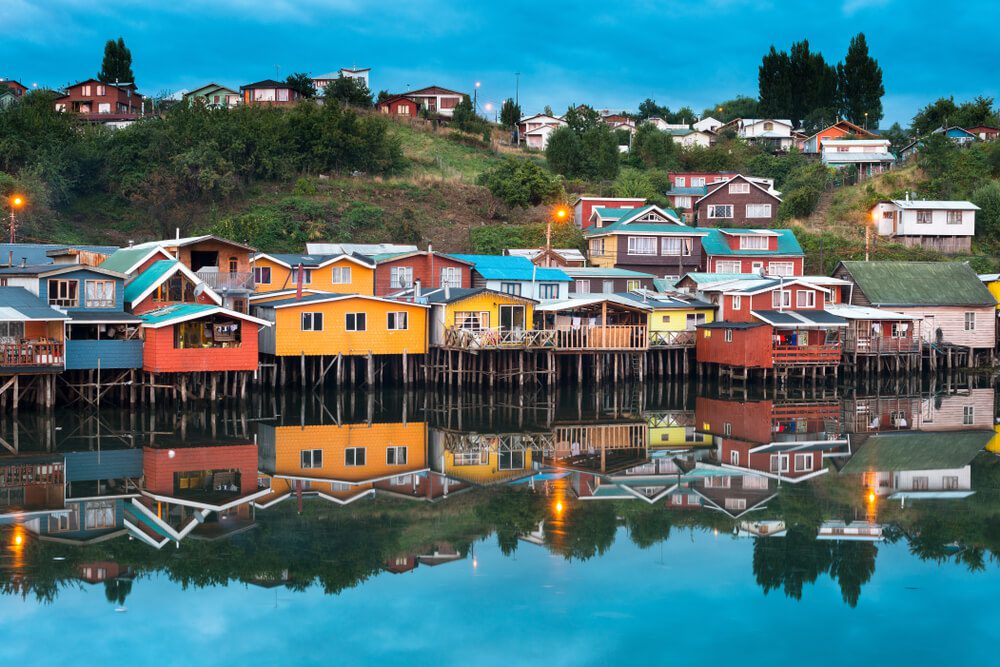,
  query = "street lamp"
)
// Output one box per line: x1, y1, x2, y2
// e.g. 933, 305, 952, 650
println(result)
866, 207, 877, 261
8, 193, 25, 244
864, 111, 869, 131
473, 81, 481, 113
544, 205, 570, 266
